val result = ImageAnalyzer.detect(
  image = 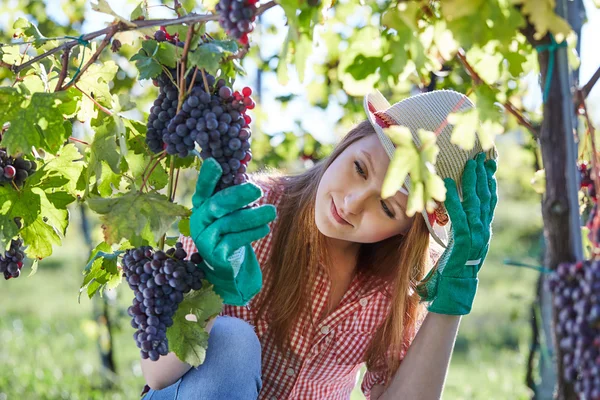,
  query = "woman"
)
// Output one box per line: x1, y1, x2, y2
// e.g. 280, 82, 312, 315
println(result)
142, 89, 498, 400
